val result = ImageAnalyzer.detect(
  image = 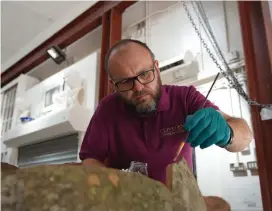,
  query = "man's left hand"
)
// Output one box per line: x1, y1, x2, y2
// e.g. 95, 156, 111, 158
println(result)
184, 108, 231, 149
